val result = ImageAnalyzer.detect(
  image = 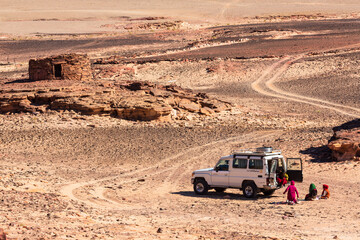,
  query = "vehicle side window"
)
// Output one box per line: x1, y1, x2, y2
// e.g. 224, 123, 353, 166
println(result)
249, 159, 263, 169
215, 160, 229, 171
233, 158, 247, 169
